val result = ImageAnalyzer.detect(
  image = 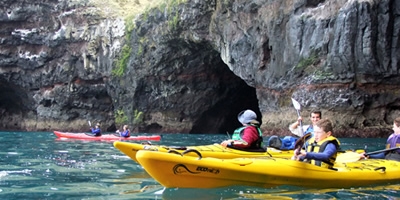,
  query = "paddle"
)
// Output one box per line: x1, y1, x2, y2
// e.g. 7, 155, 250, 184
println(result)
365, 146, 400, 156
85, 120, 96, 137
291, 98, 304, 135
293, 132, 312, 157
336, 147, 400, 163
291, 98, 306, 156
